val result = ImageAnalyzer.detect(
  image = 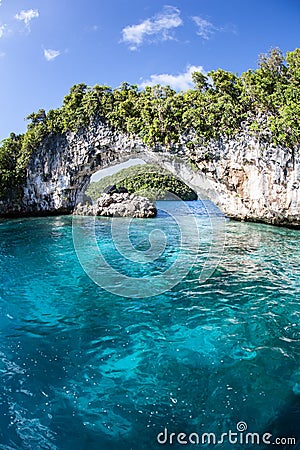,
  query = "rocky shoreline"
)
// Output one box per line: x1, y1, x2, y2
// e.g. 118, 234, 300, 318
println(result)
73, 192, 157, 218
